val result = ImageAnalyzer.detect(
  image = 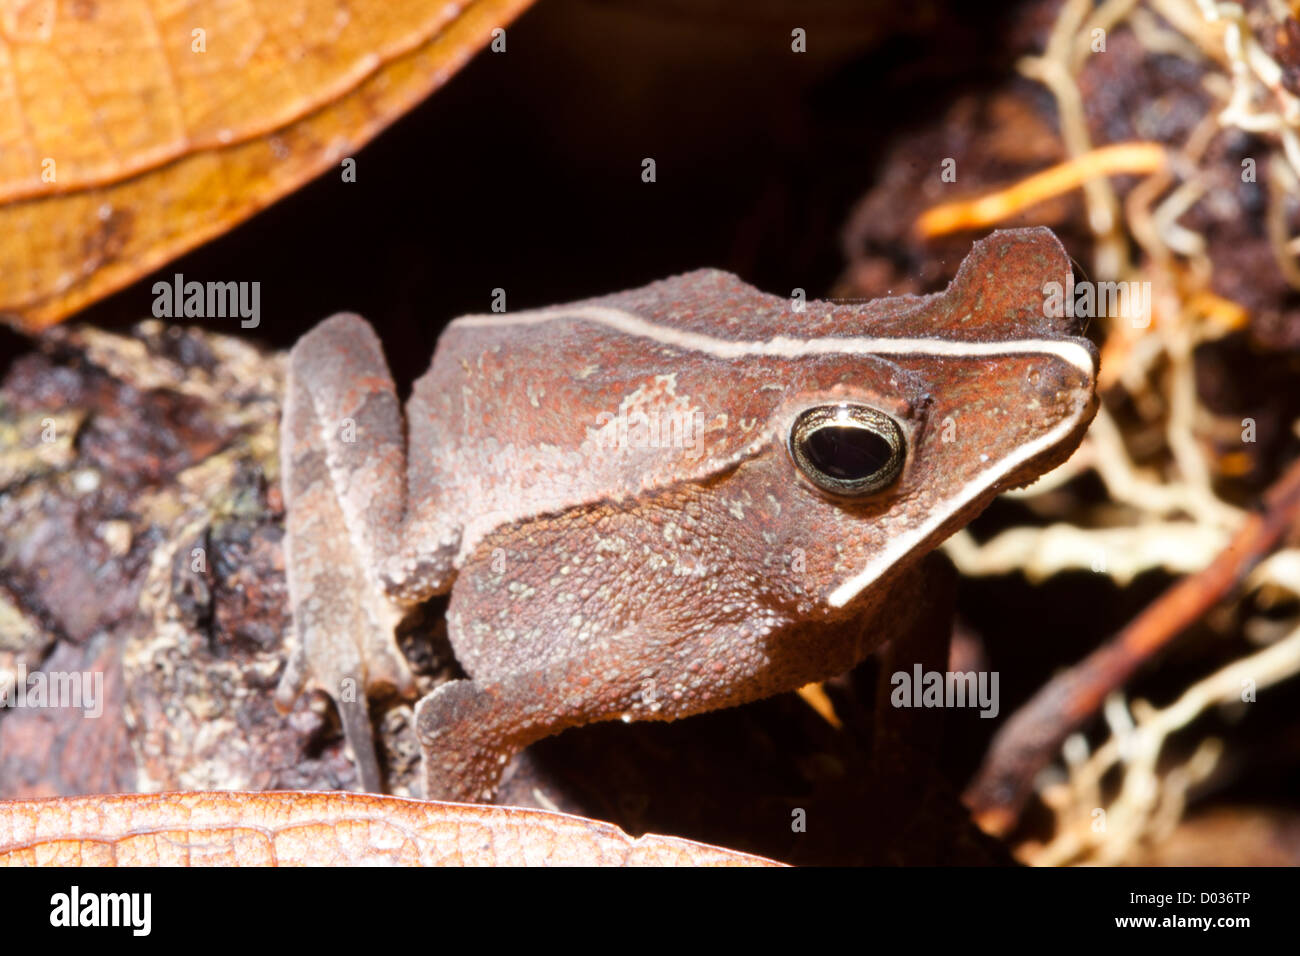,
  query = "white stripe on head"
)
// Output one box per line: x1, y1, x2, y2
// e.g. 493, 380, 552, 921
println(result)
826, 411, 1086, 606
452, 305, 1096, 375
455, 304, 1095, 608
